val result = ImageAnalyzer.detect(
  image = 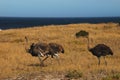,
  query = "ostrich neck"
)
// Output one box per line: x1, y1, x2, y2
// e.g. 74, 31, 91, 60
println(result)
87, 36, 91, 51
25, 36, 29, 52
